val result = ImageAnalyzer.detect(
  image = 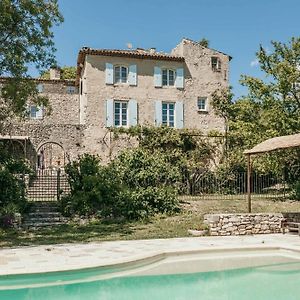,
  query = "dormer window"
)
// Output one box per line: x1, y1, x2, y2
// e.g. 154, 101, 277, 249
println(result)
211, 57, 221, 72
114, 66, 128, 83
162, 69, 176, 86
